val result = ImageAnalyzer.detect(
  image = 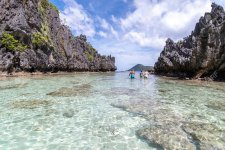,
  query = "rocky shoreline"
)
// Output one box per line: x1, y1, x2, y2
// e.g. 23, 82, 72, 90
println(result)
154, 3, 225, 81
0, 71, 116, 80
0, 0, 116, 74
